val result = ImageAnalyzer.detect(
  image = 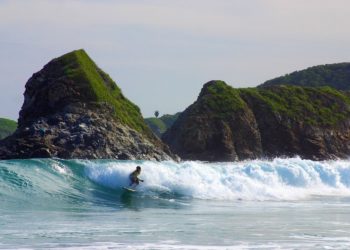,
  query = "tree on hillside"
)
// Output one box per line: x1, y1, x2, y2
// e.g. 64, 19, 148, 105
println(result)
154, 110, 159, 118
